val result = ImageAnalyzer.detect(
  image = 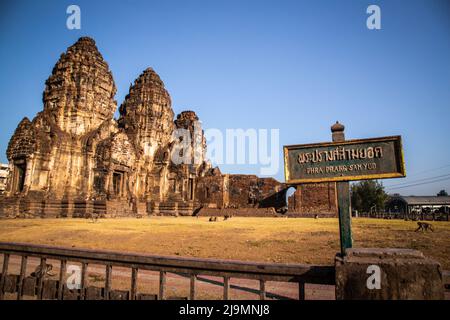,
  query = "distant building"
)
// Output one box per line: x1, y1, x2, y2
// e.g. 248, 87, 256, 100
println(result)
385, 194, 450, 221
0, 164, 8, 194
